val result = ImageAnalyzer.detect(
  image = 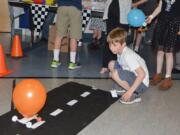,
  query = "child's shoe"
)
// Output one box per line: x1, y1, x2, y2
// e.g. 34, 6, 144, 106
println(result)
112, 83, 126, 95
119, 94, 141, 105
159, 77, 173, 90
68, 62, 81, 70
51, 60, 61, 68
150, 73, 162, 85
115, 89, 126, 95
